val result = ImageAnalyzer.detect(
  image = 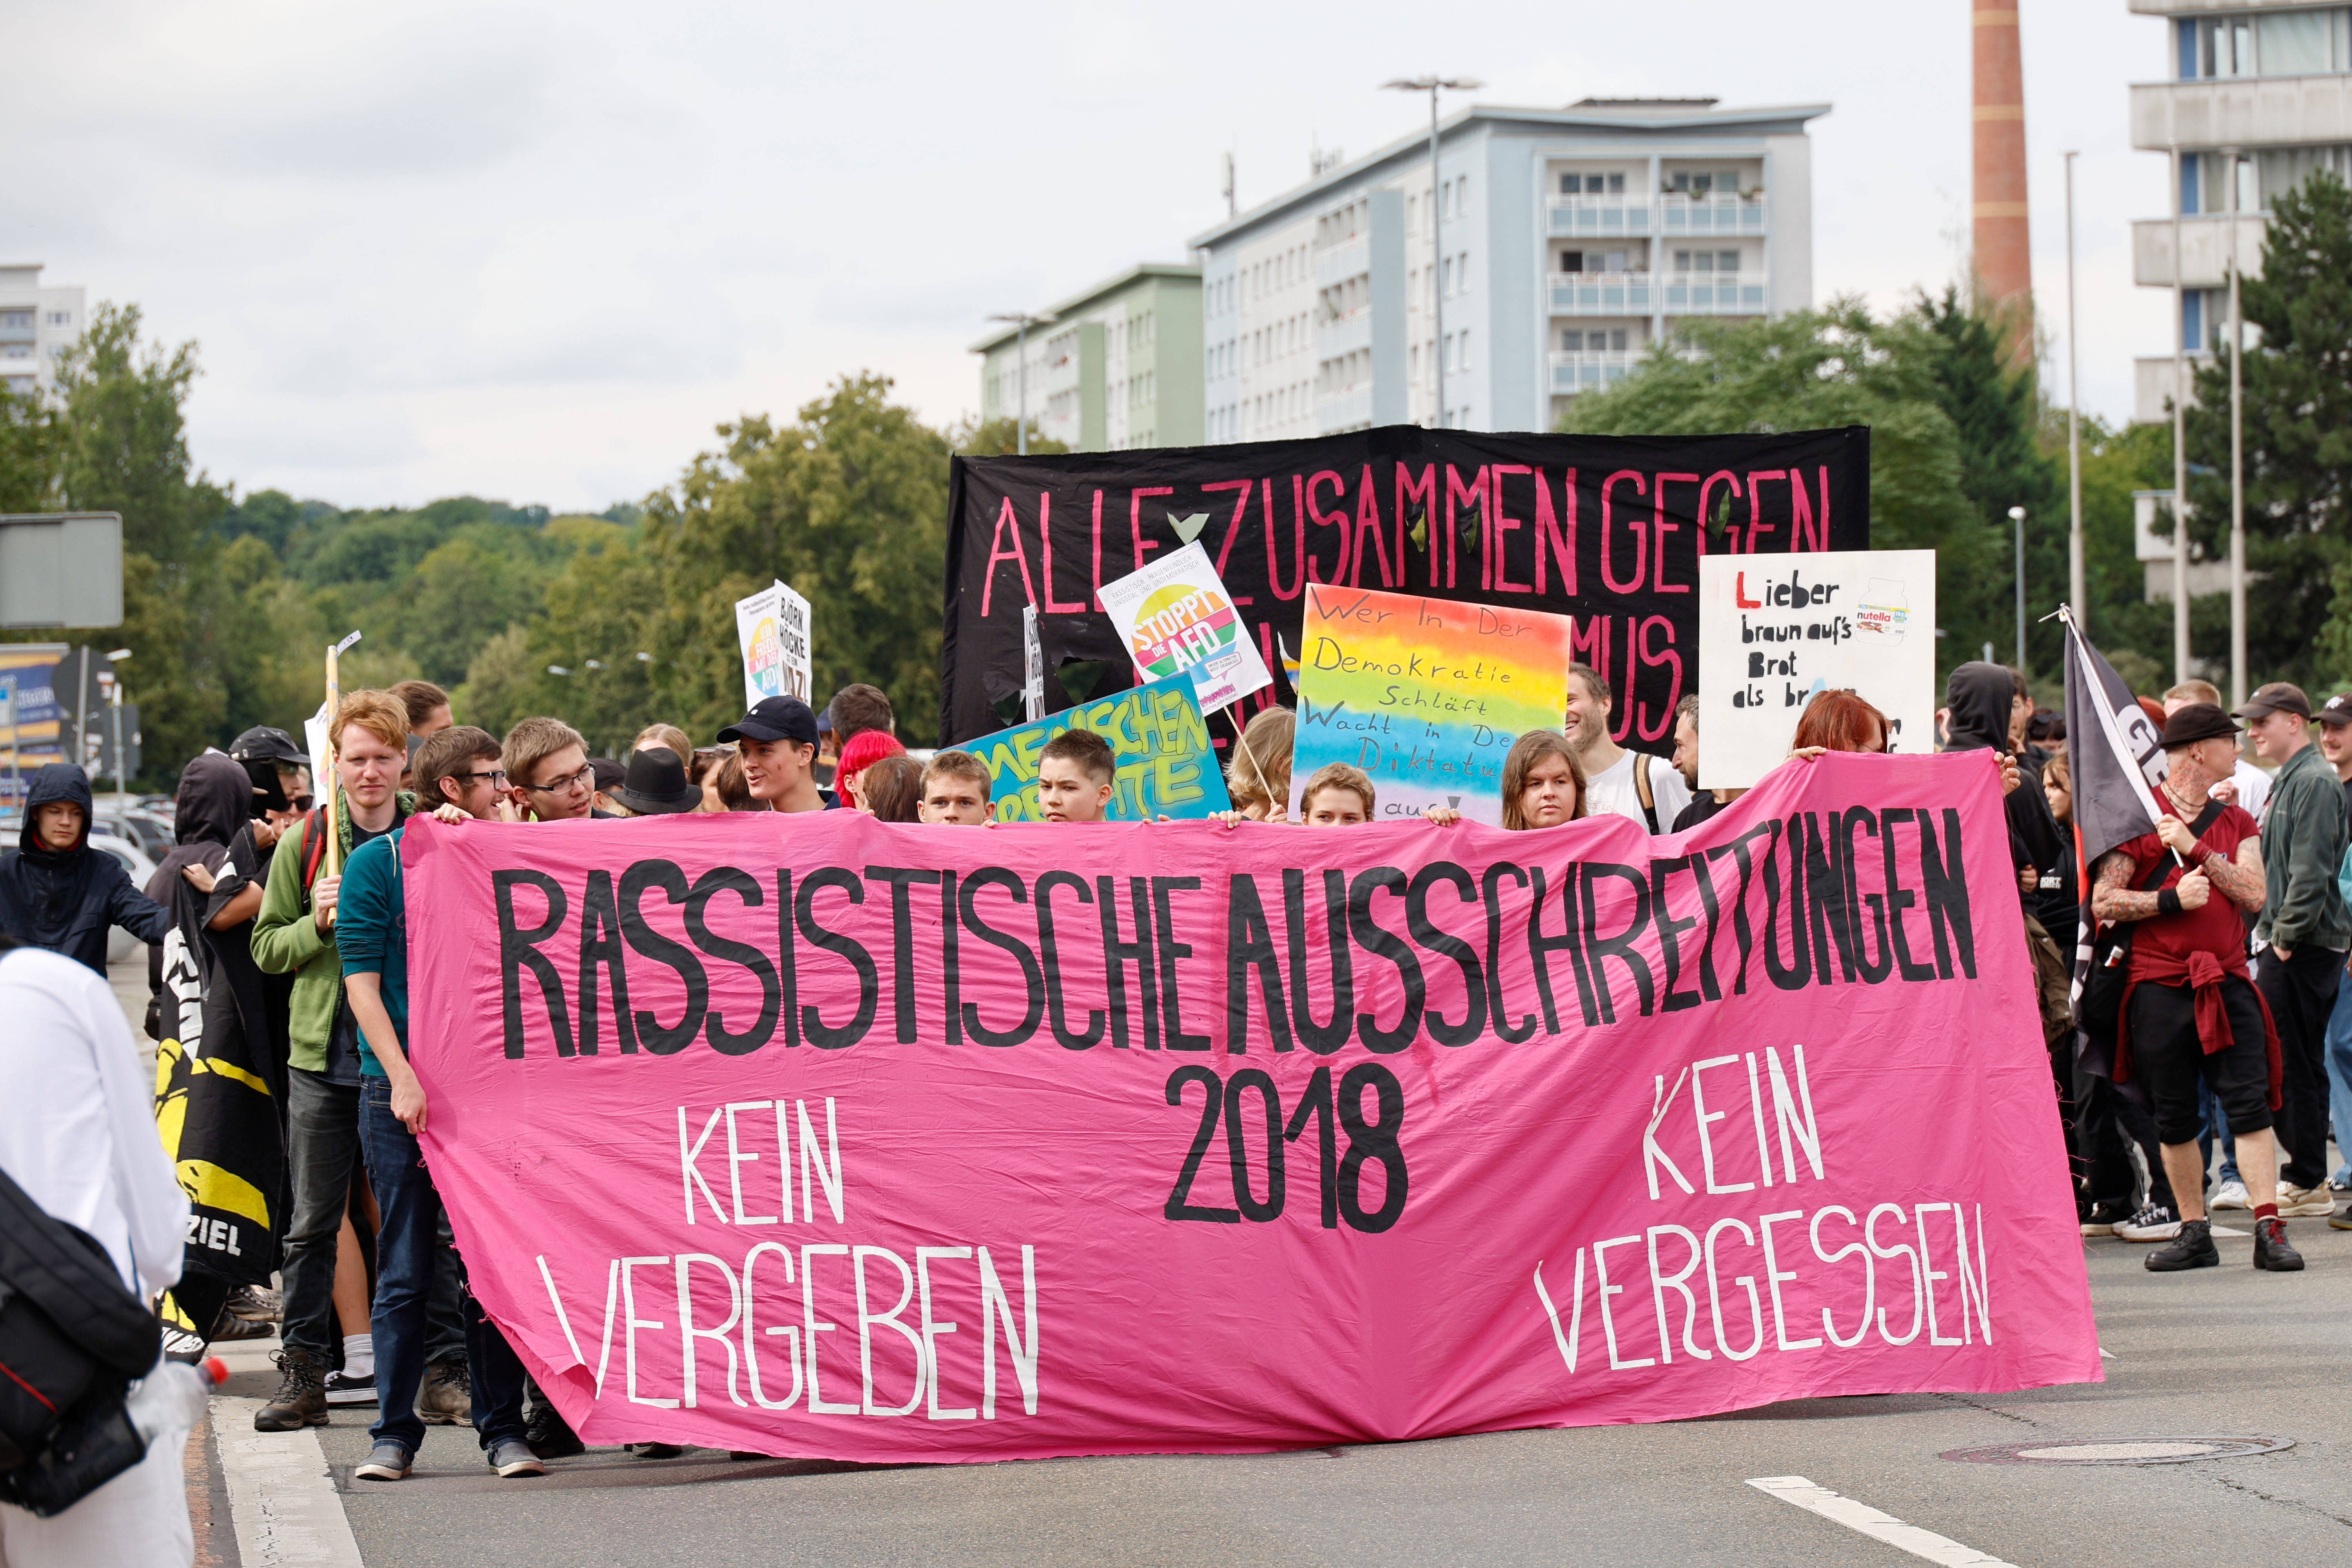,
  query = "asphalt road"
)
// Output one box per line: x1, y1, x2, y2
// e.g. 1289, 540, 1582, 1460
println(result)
192, 1217, 2349, 1568
103, 954, 2348, 1568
